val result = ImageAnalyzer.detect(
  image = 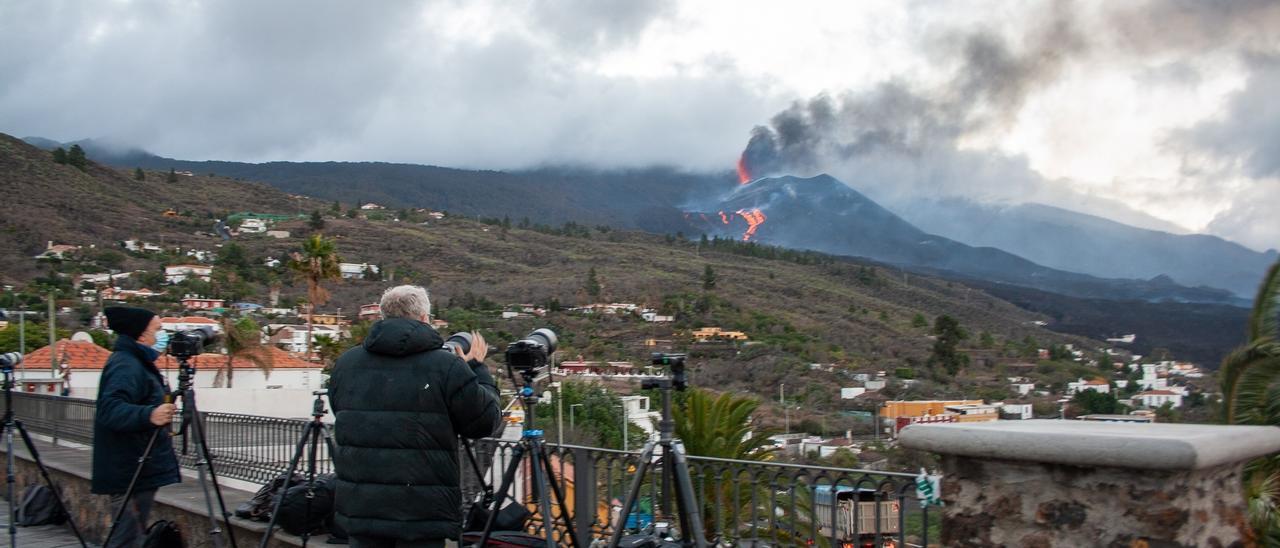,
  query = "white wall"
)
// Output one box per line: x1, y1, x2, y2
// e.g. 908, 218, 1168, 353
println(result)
62, 368, 324, 399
